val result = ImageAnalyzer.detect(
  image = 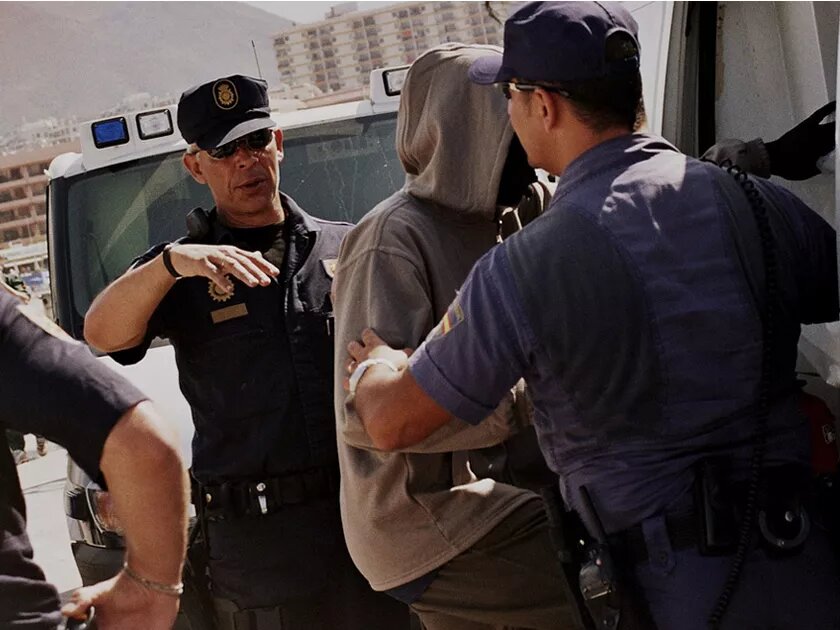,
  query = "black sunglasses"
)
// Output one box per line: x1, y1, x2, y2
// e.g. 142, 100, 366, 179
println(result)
191, 128, 274, 160
496, 82, 573, 101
